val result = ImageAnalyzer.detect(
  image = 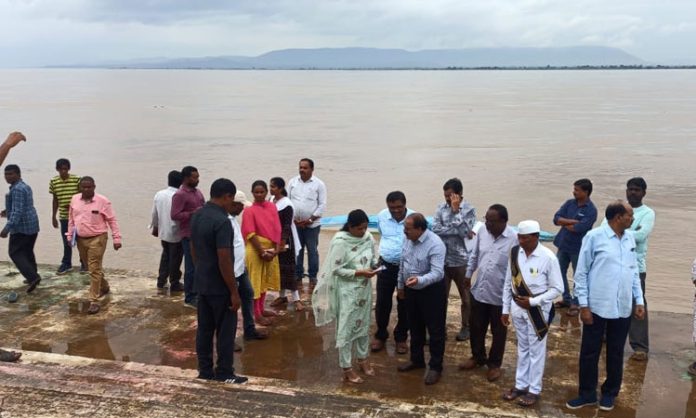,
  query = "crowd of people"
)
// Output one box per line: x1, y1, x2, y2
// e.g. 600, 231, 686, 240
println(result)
1, 130, 694, 412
